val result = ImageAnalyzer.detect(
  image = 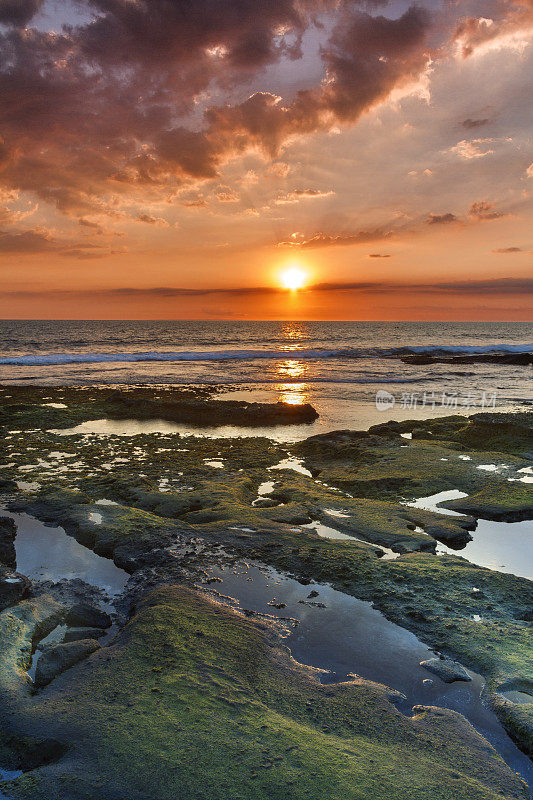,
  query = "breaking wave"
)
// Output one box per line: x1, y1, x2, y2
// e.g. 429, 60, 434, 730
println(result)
1, 343, 531, 367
